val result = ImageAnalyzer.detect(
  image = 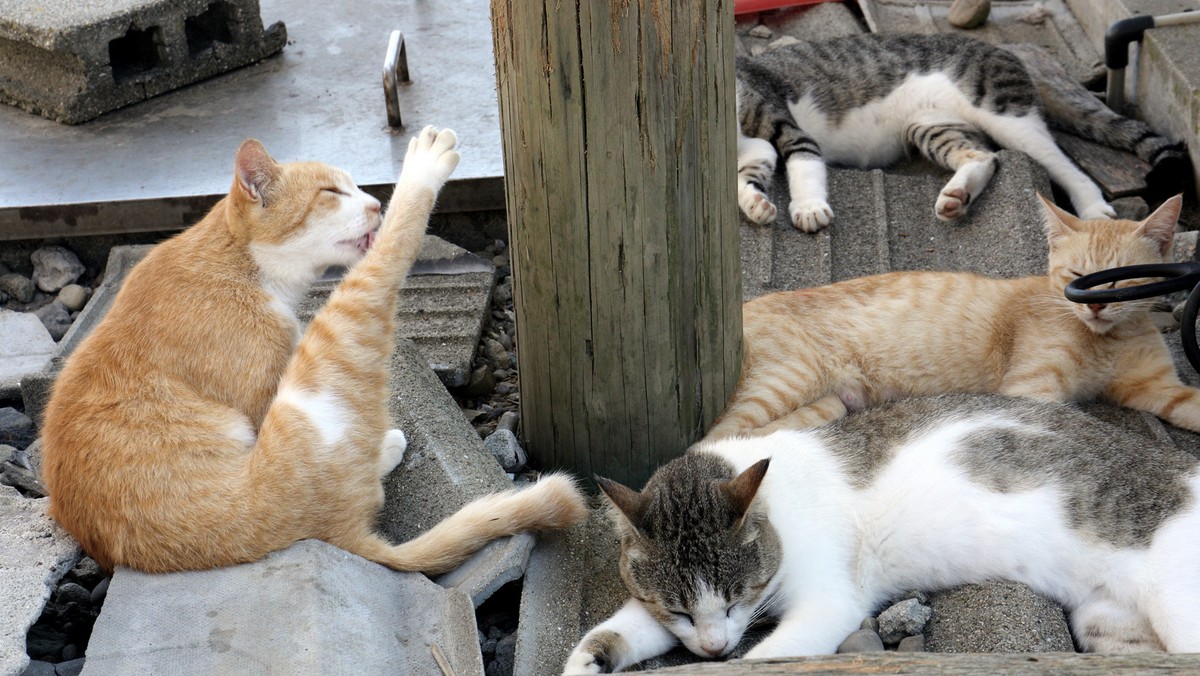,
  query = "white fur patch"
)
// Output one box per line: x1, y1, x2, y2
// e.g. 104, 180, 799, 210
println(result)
273, 386, 350, 448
